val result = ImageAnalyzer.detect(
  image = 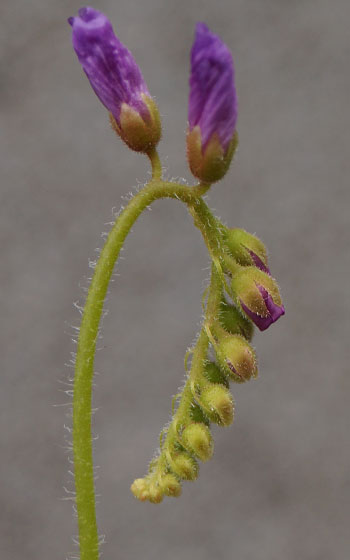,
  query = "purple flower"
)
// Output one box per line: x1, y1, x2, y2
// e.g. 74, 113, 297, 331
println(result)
189, 23, 237, 153
240, 285, 285, 331
231, 268, 285, 332
68, 7, 150, 124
